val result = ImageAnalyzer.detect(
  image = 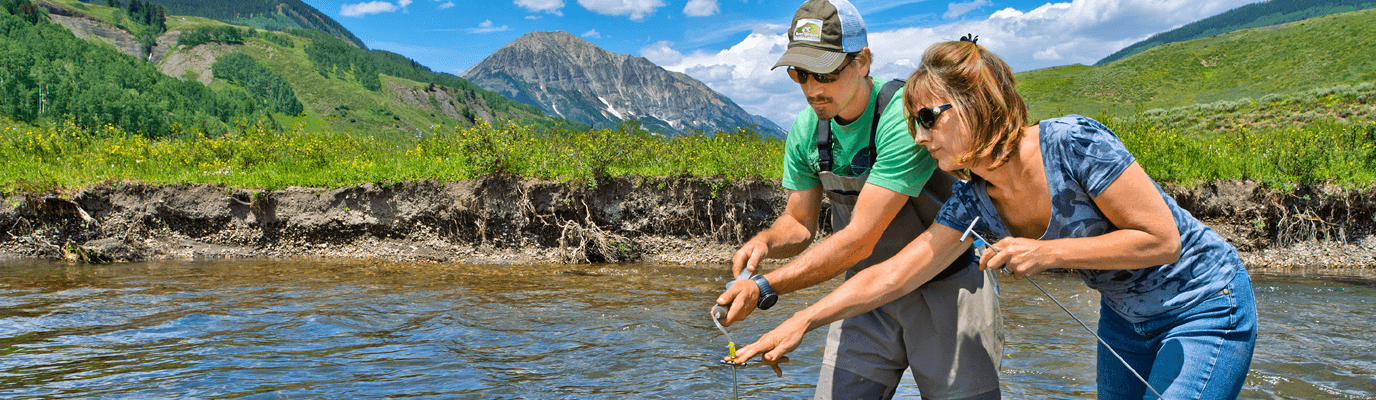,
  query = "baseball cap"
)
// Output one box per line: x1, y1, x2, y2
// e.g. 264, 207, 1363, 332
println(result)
771, 0, 868, 73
